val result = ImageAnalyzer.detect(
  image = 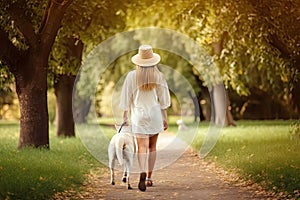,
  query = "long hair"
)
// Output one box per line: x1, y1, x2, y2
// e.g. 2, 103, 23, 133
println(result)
136, 65, 159, 91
